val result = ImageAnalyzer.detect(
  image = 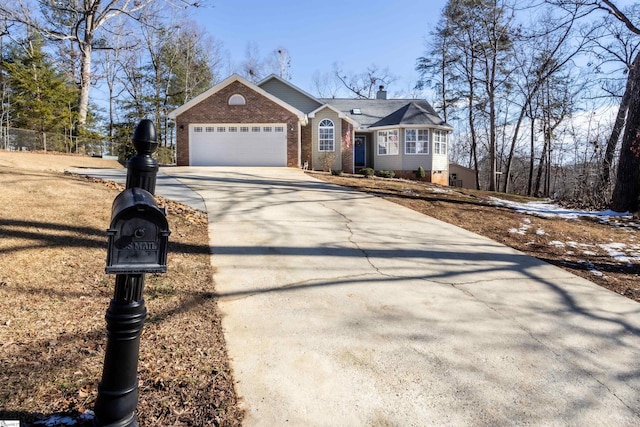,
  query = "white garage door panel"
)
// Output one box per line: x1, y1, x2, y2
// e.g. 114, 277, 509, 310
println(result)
190, 124, 287, 166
